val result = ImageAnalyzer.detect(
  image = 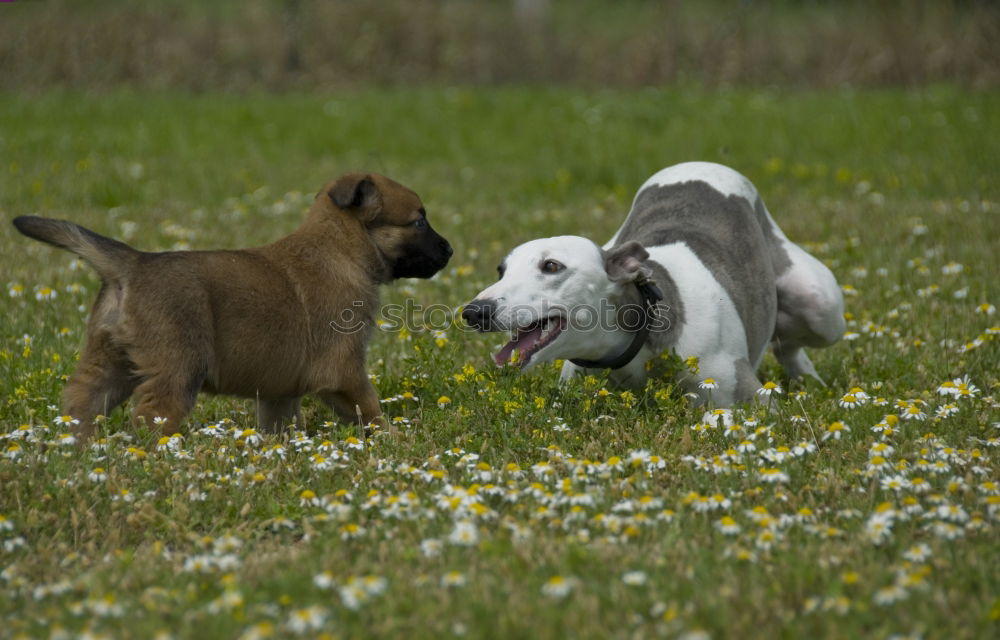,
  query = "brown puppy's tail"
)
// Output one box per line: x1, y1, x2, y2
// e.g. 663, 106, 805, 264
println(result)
12, 216, 138, 281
